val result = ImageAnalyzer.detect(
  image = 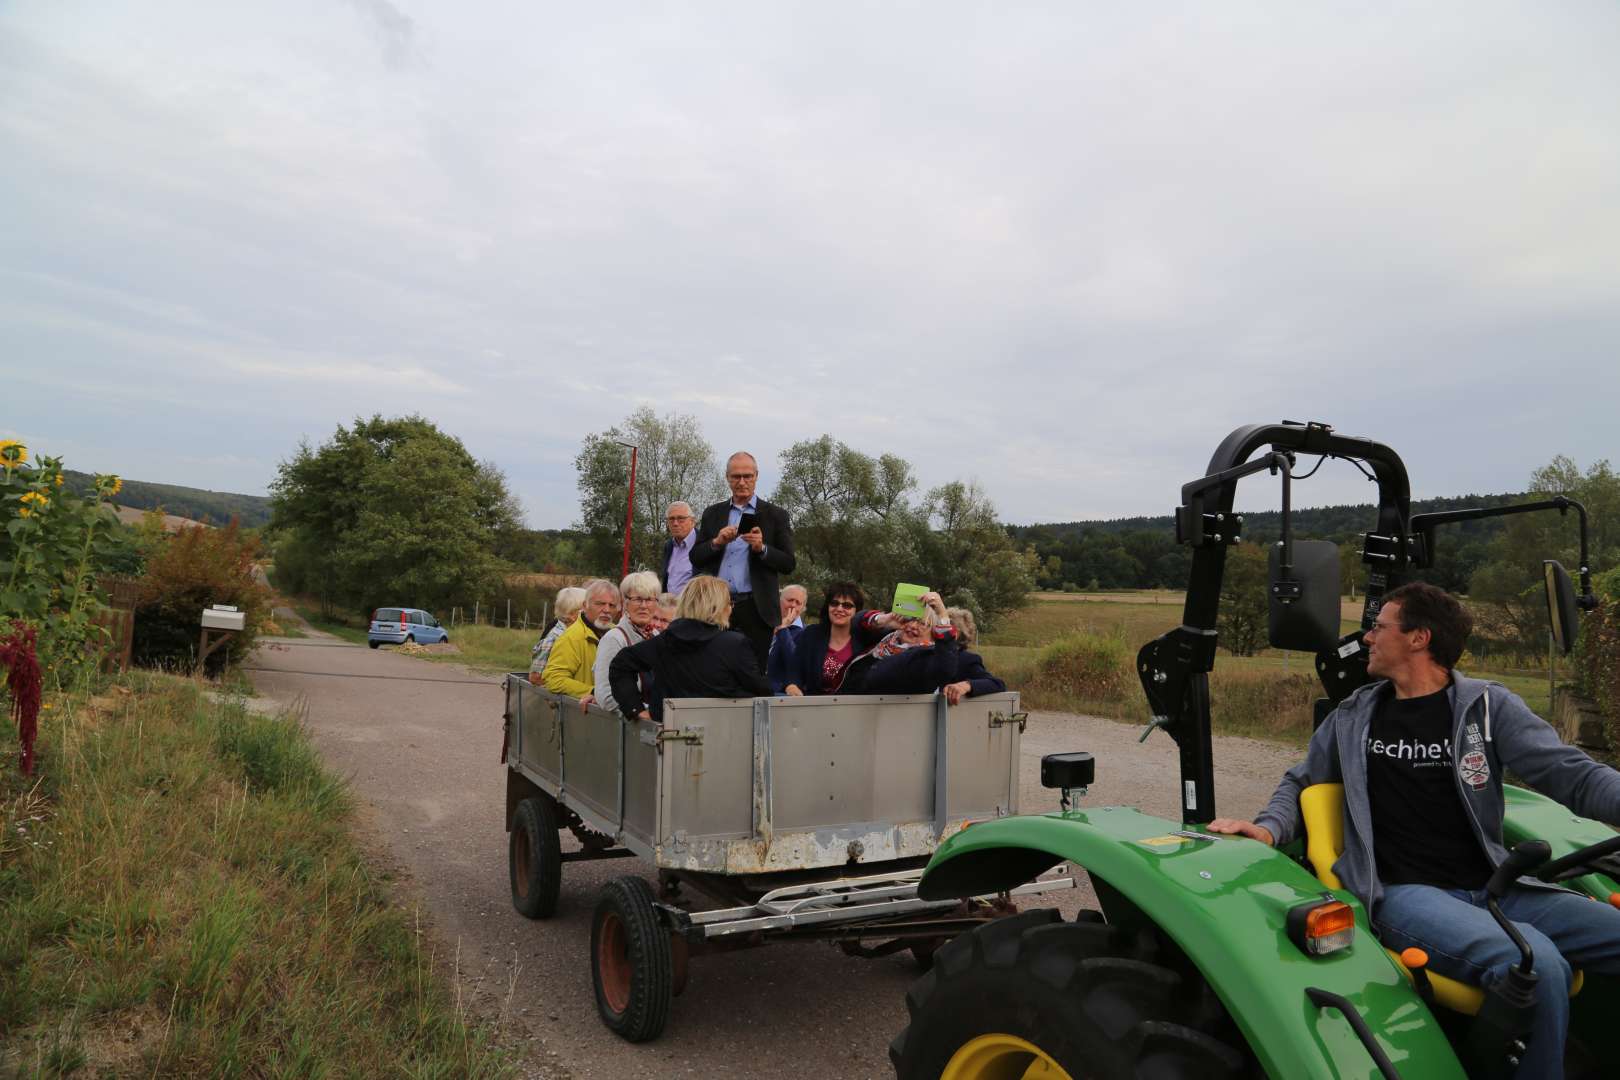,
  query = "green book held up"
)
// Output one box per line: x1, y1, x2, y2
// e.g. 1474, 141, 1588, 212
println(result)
891, 582, 929, 619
